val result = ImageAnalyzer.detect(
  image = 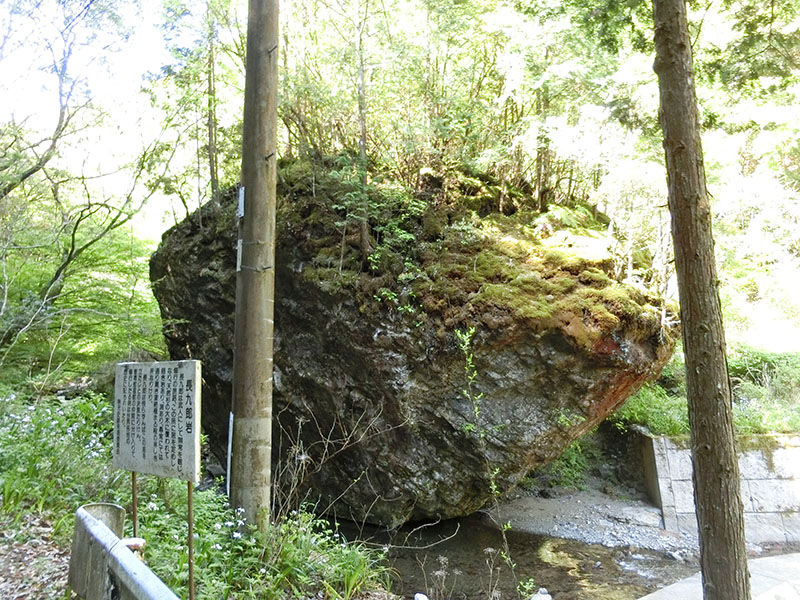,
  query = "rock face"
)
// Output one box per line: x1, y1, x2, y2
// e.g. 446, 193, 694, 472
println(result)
150, 180, 675, 528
